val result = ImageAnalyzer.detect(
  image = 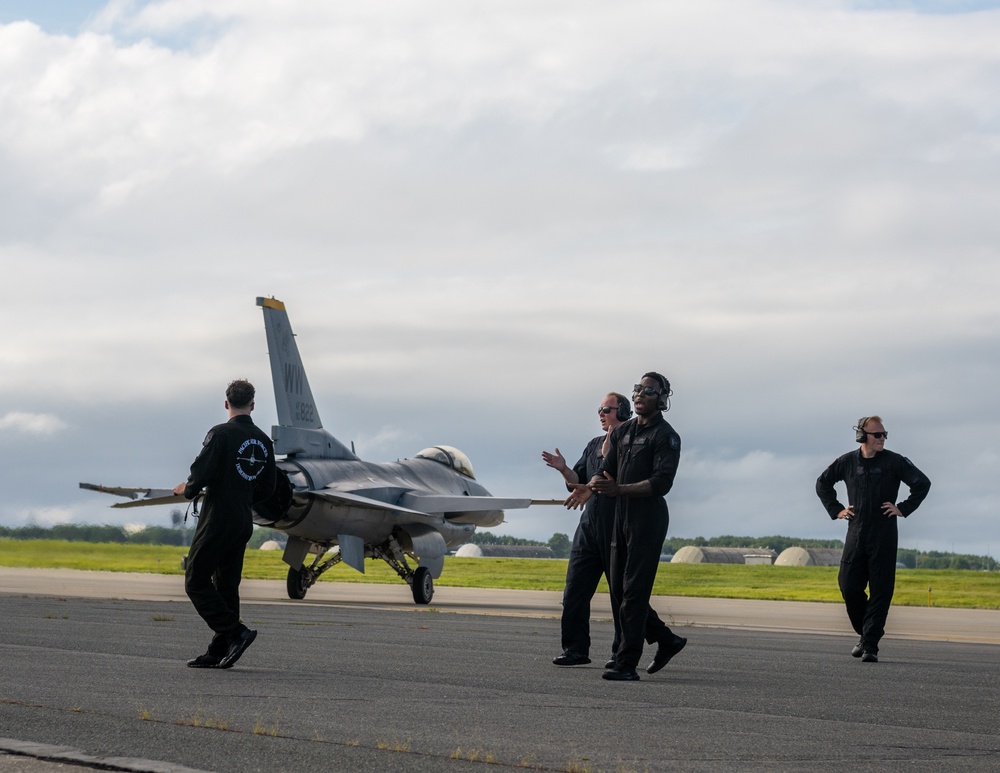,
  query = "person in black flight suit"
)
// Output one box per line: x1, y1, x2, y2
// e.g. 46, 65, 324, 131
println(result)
588, 372, 685, 682
173, 379, 276, 669
546, 391, 686, 672
816, 415, 930, 663
543, 392, 627, 667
